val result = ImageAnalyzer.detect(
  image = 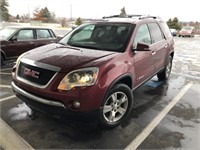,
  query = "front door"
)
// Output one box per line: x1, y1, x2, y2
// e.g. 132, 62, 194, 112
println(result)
131, 23, 155, 87
5, 29, 36, 58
